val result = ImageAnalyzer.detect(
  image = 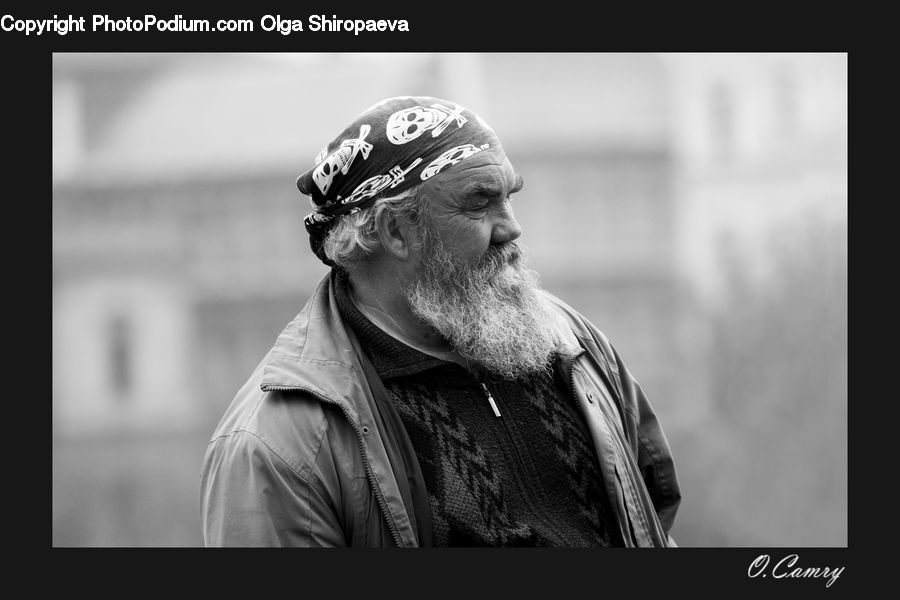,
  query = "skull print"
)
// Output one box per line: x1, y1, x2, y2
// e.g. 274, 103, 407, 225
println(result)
312, 125, 373, 195
420, 144, 489, 180
386, 104, 467, 145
